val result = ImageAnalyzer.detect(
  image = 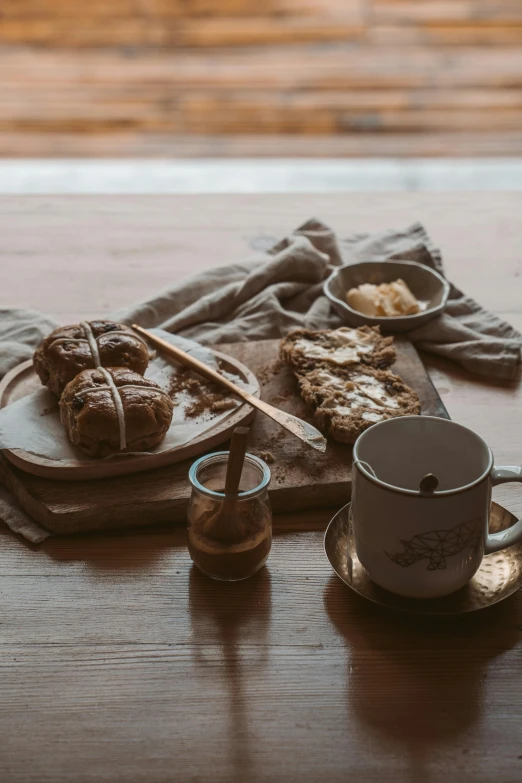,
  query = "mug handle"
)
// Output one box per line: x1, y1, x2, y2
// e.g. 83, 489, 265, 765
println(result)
486, 466, 522, 554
